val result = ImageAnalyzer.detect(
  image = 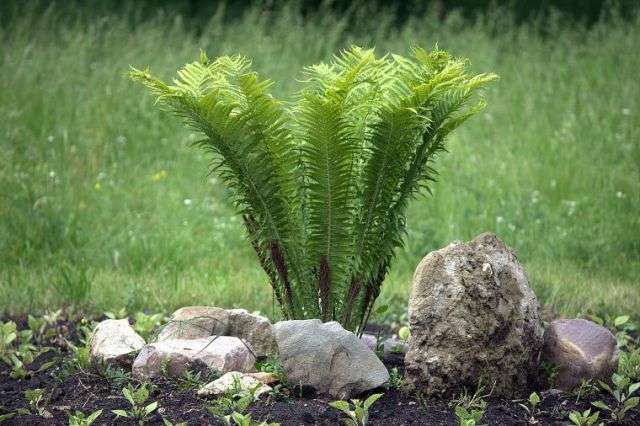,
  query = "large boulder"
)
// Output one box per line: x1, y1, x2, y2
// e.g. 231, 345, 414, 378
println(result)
543, 319, 619, 390
405, 233, 544, 398
273, 319, 389, 399
89, 319, 145, 366
132, 336, 256, 379
157, 306, 277, 358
